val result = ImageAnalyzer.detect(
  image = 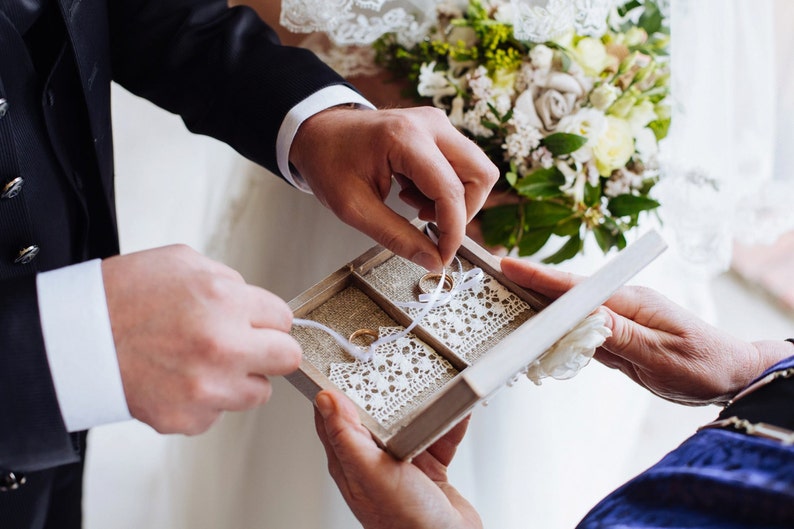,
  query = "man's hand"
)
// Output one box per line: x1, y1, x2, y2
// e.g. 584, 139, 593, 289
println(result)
102, 245, 302, 434
315, 389, 483, 529
501, 257, 794, 406
291, 106, 499, 271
